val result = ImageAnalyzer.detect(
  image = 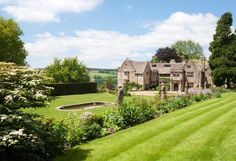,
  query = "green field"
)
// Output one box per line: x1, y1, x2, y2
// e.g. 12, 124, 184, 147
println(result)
55, 92, 236, 161
89, 70, 117, 78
